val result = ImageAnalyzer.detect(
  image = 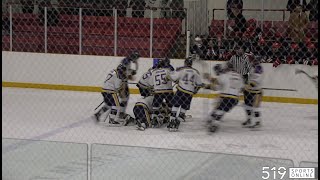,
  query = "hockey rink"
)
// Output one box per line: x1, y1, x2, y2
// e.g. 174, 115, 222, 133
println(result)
2, 87, 318, 180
